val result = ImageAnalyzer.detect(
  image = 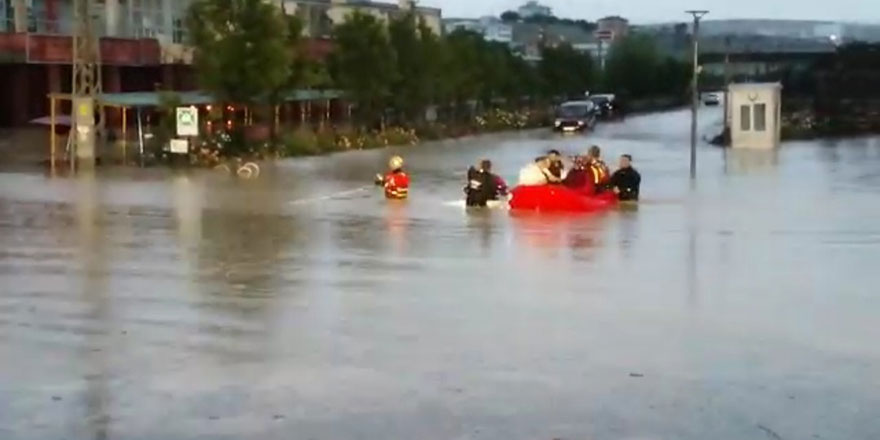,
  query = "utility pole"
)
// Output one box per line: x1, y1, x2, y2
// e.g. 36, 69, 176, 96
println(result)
723, 35, 732, 133
71, 0, 102, 169
685, 10, 707, 180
